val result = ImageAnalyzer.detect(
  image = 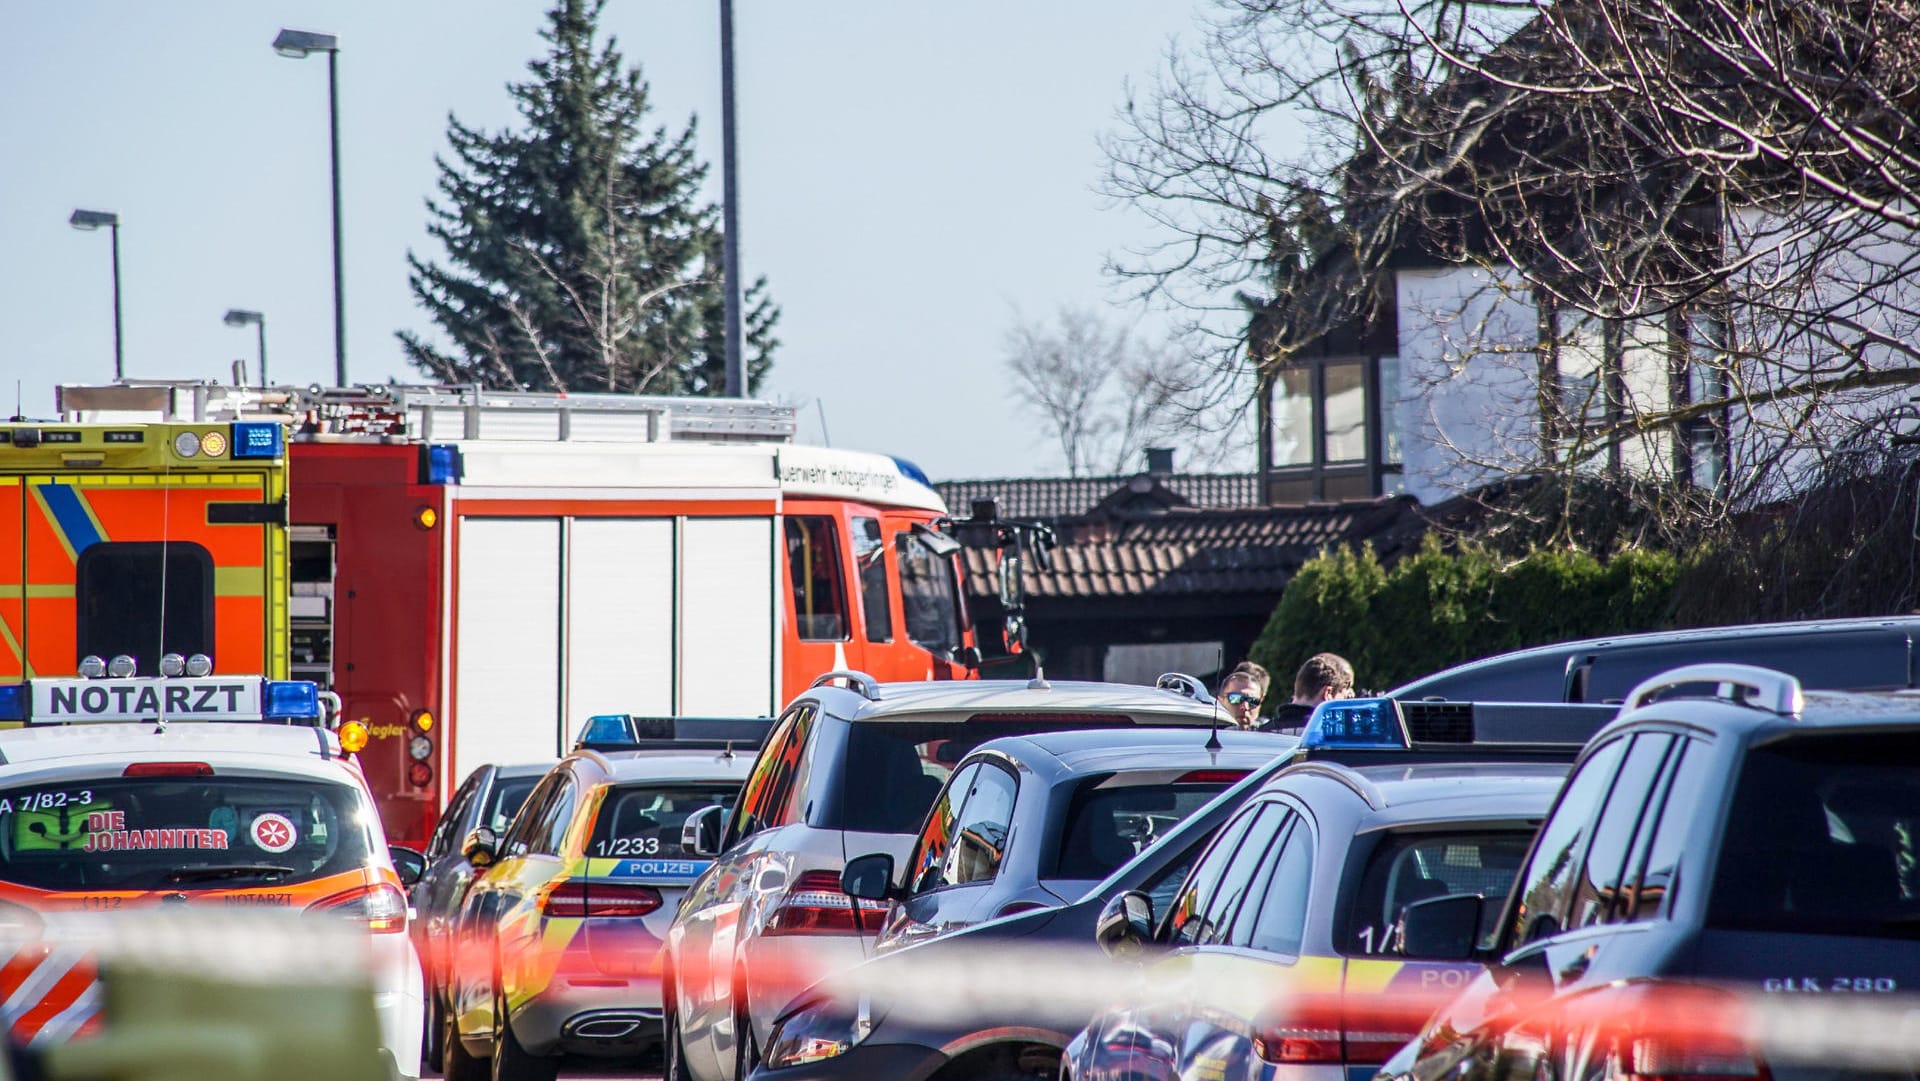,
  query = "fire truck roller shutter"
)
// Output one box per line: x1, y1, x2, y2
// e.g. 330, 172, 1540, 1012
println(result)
565, 518, 673, 747
454, 518, 562, 780
679, 517, 775, 717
